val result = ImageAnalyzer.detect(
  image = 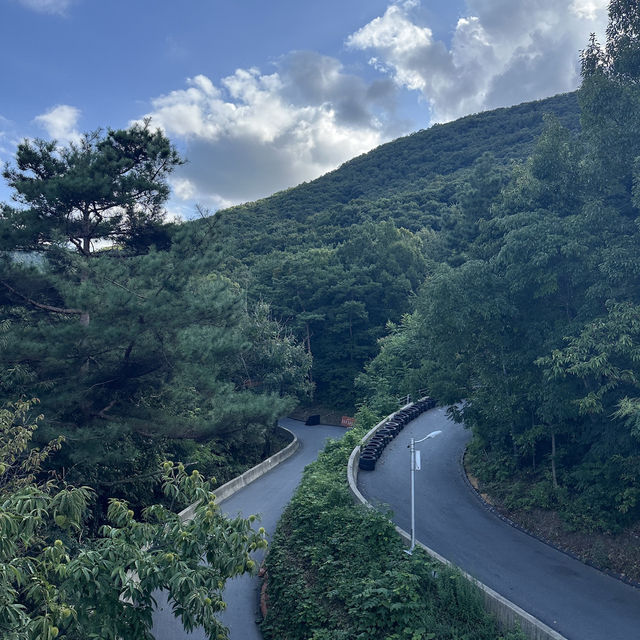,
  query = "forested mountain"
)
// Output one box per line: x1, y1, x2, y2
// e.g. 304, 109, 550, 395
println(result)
355, 5, 640, 533
198, 0, 640, 538
2, 3, 639, 635
208, 91, 580, 405
219, 91, 579, 232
